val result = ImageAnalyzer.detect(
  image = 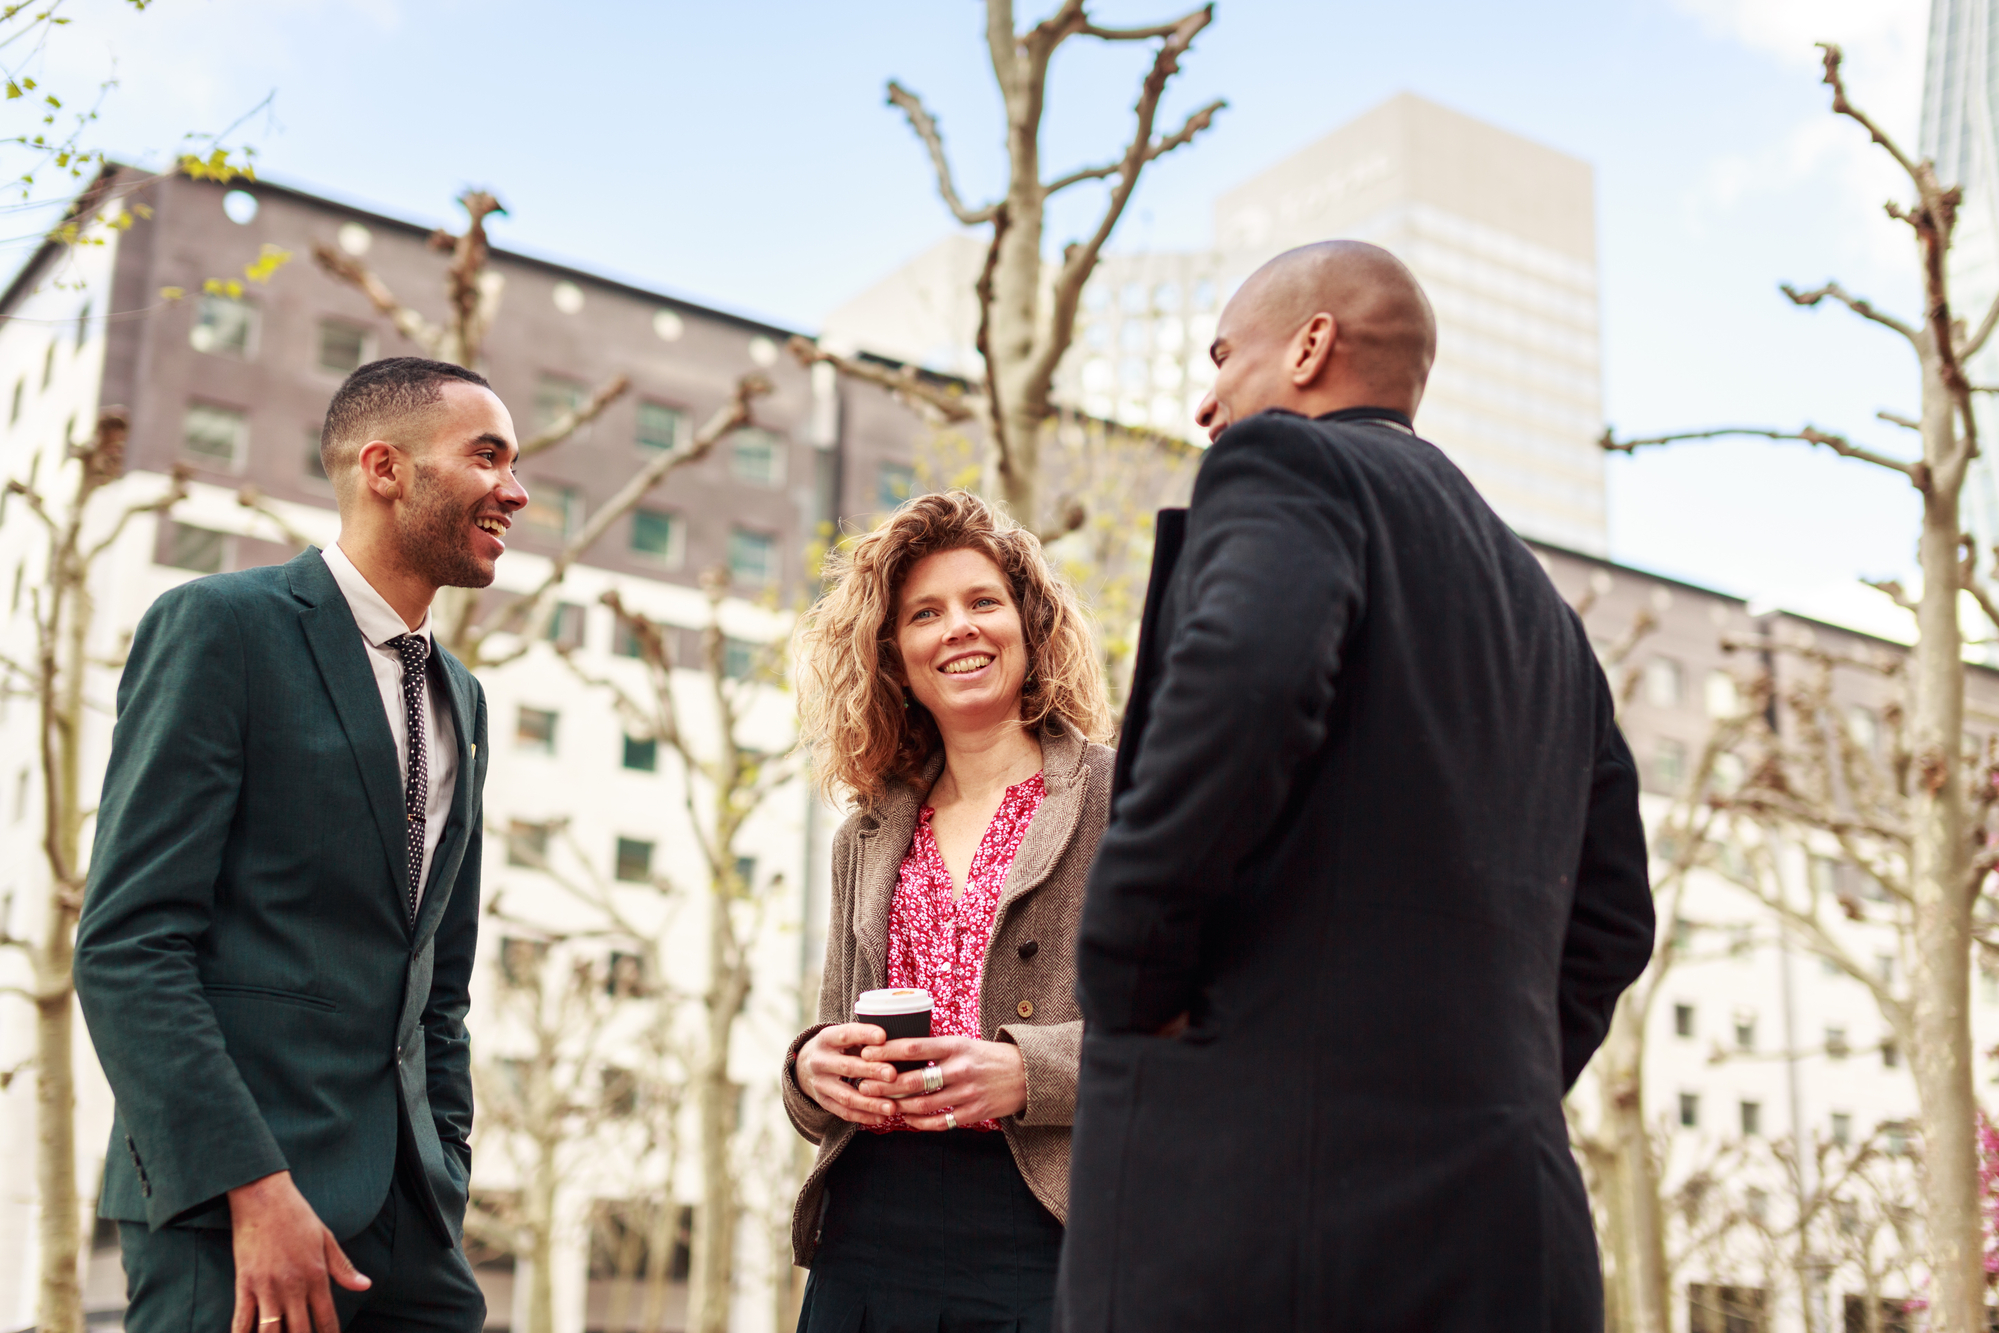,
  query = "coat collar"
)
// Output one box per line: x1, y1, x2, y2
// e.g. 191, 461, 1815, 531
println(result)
850, 723, 1092, 978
